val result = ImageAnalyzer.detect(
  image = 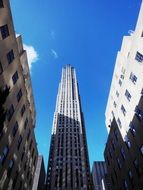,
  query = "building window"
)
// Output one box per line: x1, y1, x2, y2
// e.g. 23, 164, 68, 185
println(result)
125, 90, 131, 101
24, 118, 28, 129
7, 104, 14, 121
117, 157, 122, 169
140, 145, 143, 155
7, 50, 14, 64
0, 0, 4, 8
129, 72, 137, 84
12, 121, 19, 137
0, 145, 9, 165
21, 104, 26, 116
113, 101, 117, 108
135, 106, 143, 120
128, 170, 133, 179
17, 89, 22, 102
135, 51, 143, 62
121, 147, 126, 160
0, 62, 3, 74
17, 135, 22, 150
7, 159, 14, 177
120, 74, 124, 79
119, 79, 122, 86
0, 24, 9, 39
129, 122, 136, 136
133, 159, 142, 176
123, 180, 129, 190
116, 90, 119, 97
121, 105, 126, 116
12, 71, 19, 84
117, 118, 122, 128
124, 136, 131, 148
